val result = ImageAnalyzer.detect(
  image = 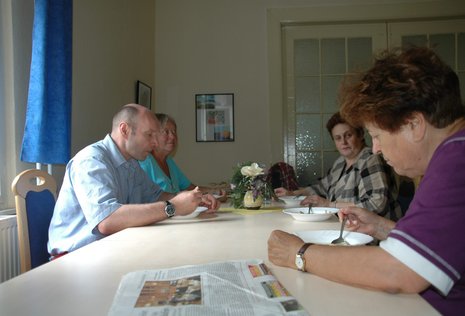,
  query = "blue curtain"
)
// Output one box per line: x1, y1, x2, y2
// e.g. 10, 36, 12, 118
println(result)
20, 0, 72, 165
